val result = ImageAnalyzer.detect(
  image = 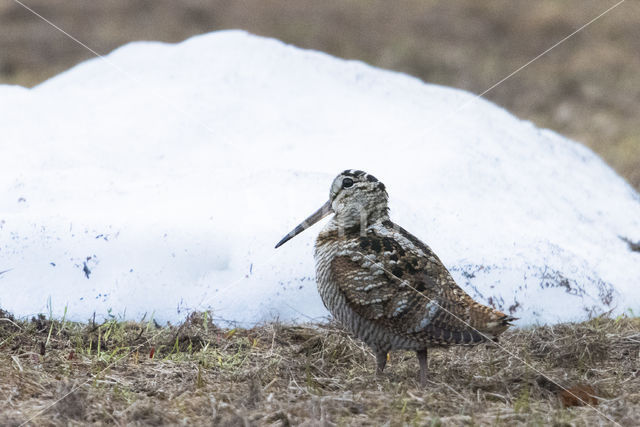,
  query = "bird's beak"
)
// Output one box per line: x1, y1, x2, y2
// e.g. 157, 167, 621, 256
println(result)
275, 200, 333, 248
